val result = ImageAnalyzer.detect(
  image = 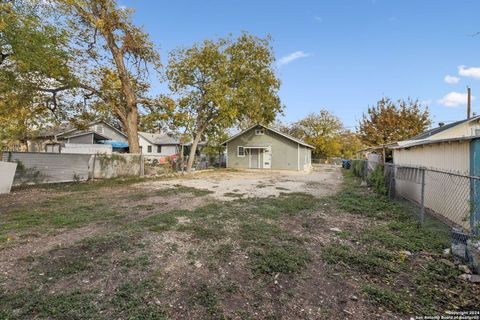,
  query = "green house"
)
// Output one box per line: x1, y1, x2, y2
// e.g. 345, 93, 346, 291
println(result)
222, 124, 314, 171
